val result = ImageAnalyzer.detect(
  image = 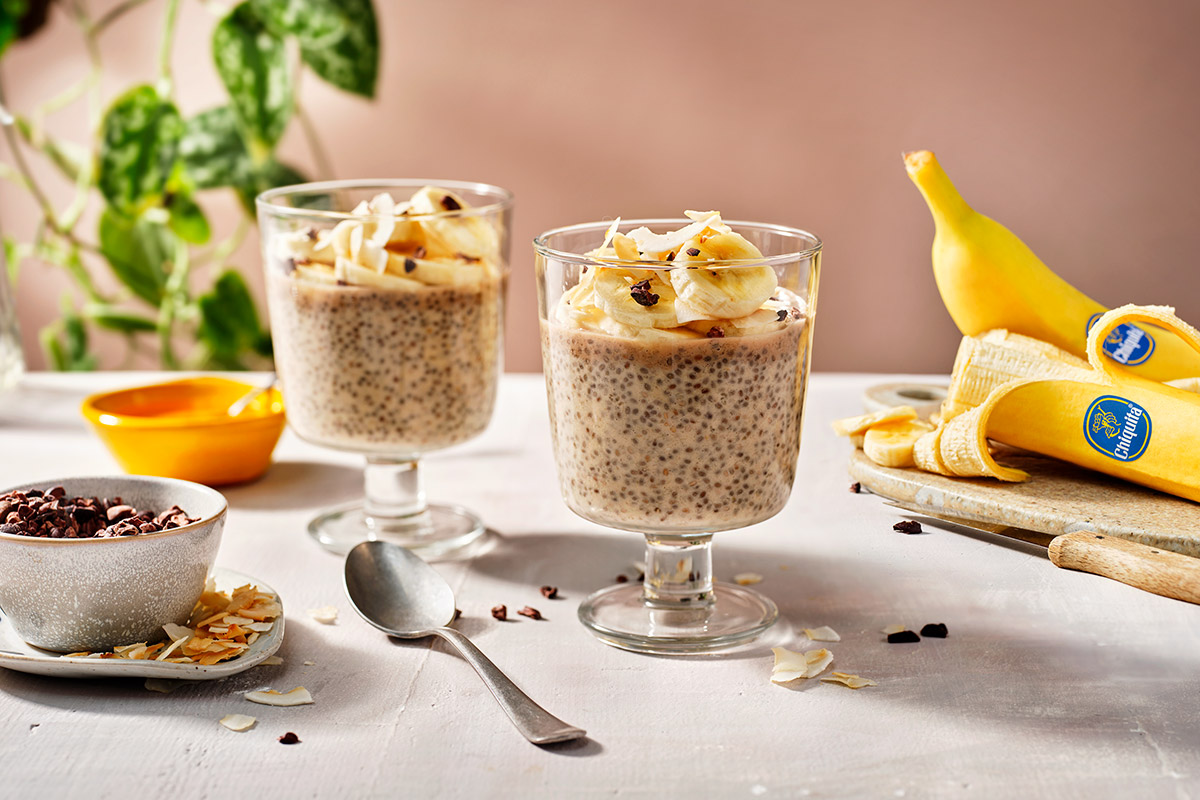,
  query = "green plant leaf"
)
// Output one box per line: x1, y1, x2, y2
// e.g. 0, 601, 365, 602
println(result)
197, 268, 265, 367
1, 0, 51, 59
166, 192, 212, 244
98, 209, 175, 306
179, 106, 252, 190
82, 303, 158, 334
98, 85, 185, 215
40, 309, 96, 372
236, 158, 308, 213
212, 3, 292, 150
3, 236, 30, 284
250, 0, 378, 98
